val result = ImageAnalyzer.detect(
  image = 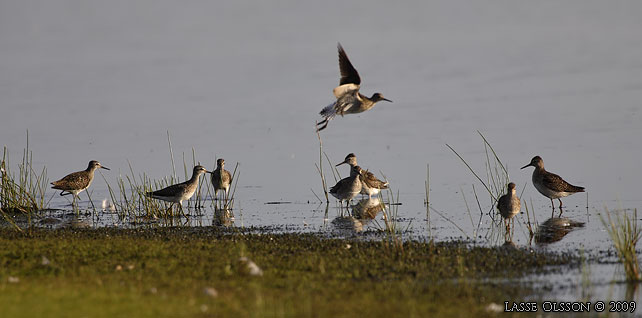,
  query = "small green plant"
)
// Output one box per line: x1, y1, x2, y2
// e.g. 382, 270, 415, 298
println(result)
601, 208, 641, 282
378, 181, 406, 255
0, 133, 50, 215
